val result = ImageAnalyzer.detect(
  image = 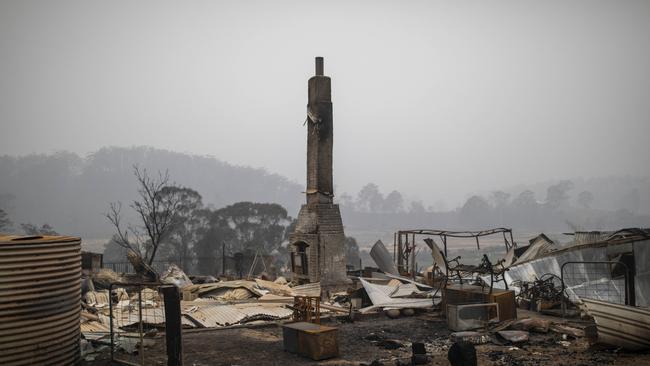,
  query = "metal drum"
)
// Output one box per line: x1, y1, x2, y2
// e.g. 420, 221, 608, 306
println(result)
0, 235, 81, 365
